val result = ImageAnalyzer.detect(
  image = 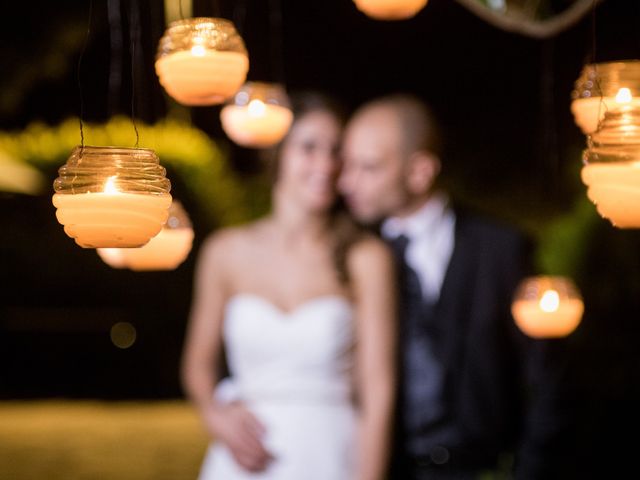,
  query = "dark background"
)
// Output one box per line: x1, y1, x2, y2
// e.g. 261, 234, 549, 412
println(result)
1, 0, 639, 473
